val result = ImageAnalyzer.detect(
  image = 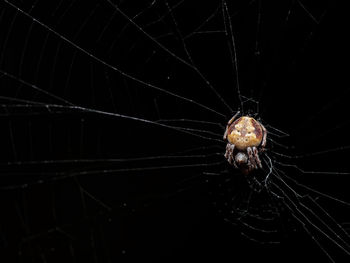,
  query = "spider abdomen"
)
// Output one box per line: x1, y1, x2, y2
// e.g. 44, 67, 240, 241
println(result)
227, 116, 263, 150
